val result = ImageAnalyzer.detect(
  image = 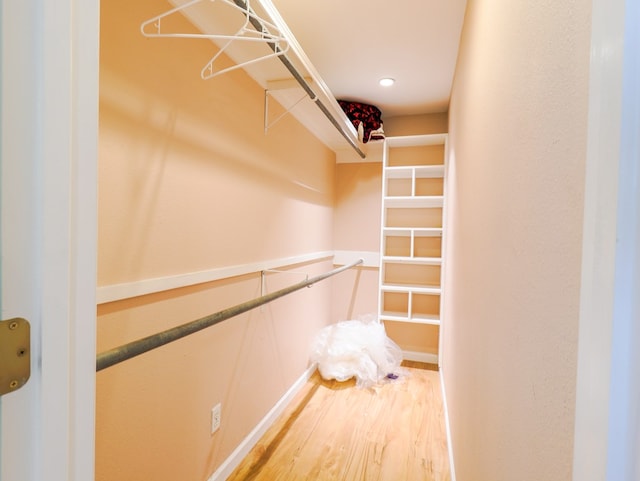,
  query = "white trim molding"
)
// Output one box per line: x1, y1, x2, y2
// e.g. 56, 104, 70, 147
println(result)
440, 369, 457, 481
333, 250, 380, 268
97, 251, 334, 304
572, 0, 628, 479
0, 1, 99, 480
